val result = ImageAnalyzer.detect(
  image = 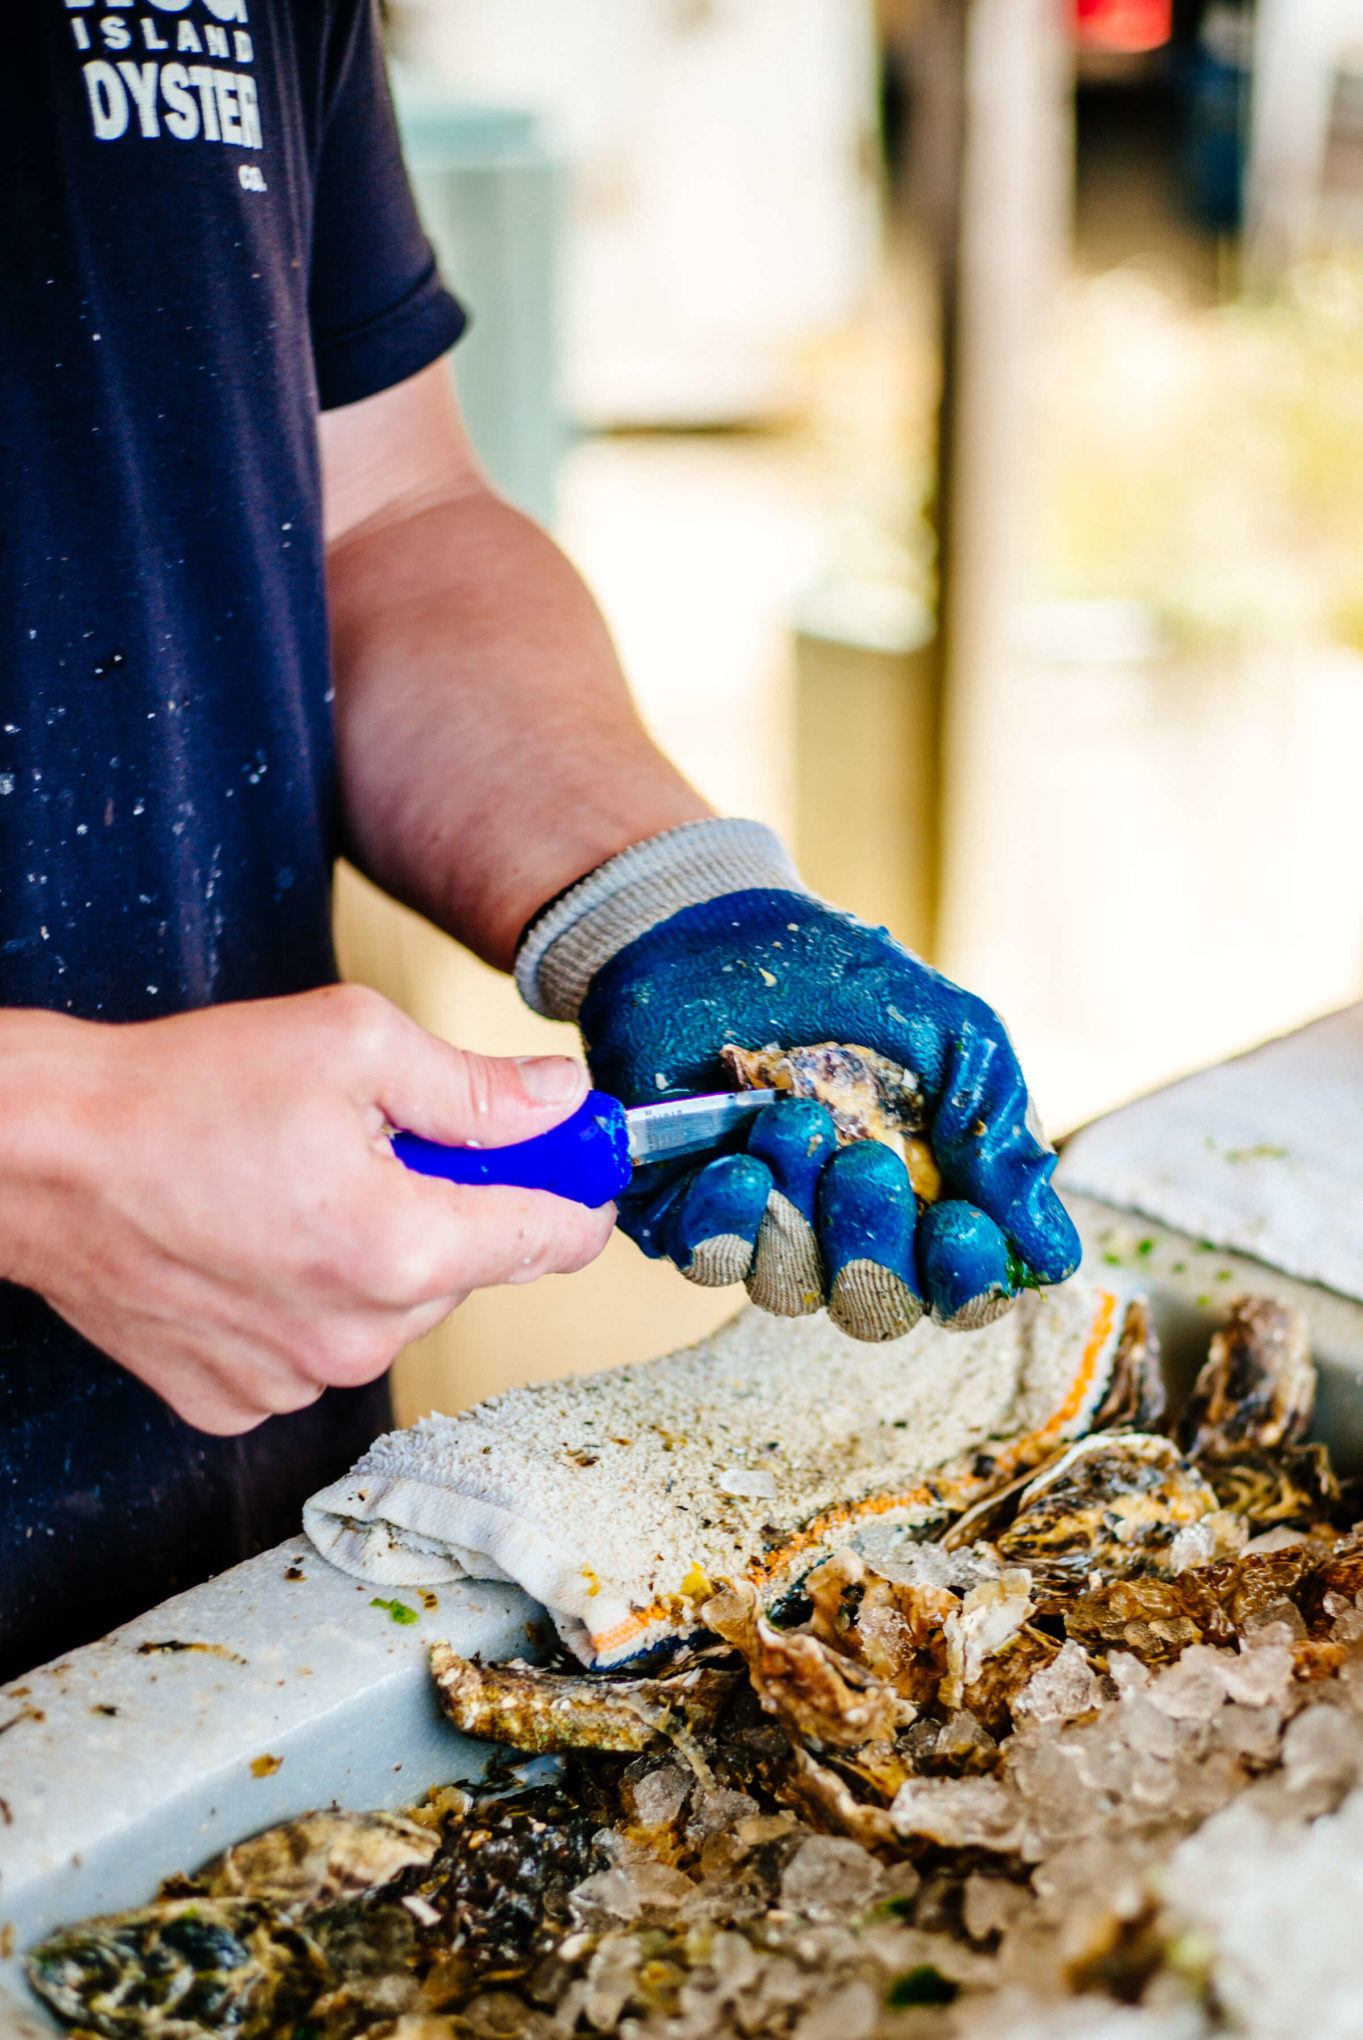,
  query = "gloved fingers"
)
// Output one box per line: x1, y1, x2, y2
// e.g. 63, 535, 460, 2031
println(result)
746, 1098, 839, 1216
916, 1199, 1016, 1331
815, 1140, 922, 1342
614, 1156, 705, 1260
661, 1151, 774, 1287
742, 1098, 838, 1319
996, 1163, 1082, 1287
928, 1026, 1081, 1288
